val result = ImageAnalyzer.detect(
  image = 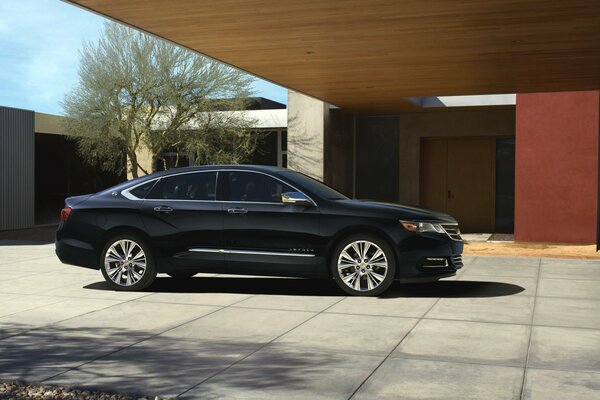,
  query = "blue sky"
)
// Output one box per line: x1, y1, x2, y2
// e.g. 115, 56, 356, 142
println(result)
0, 0, 287, 115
